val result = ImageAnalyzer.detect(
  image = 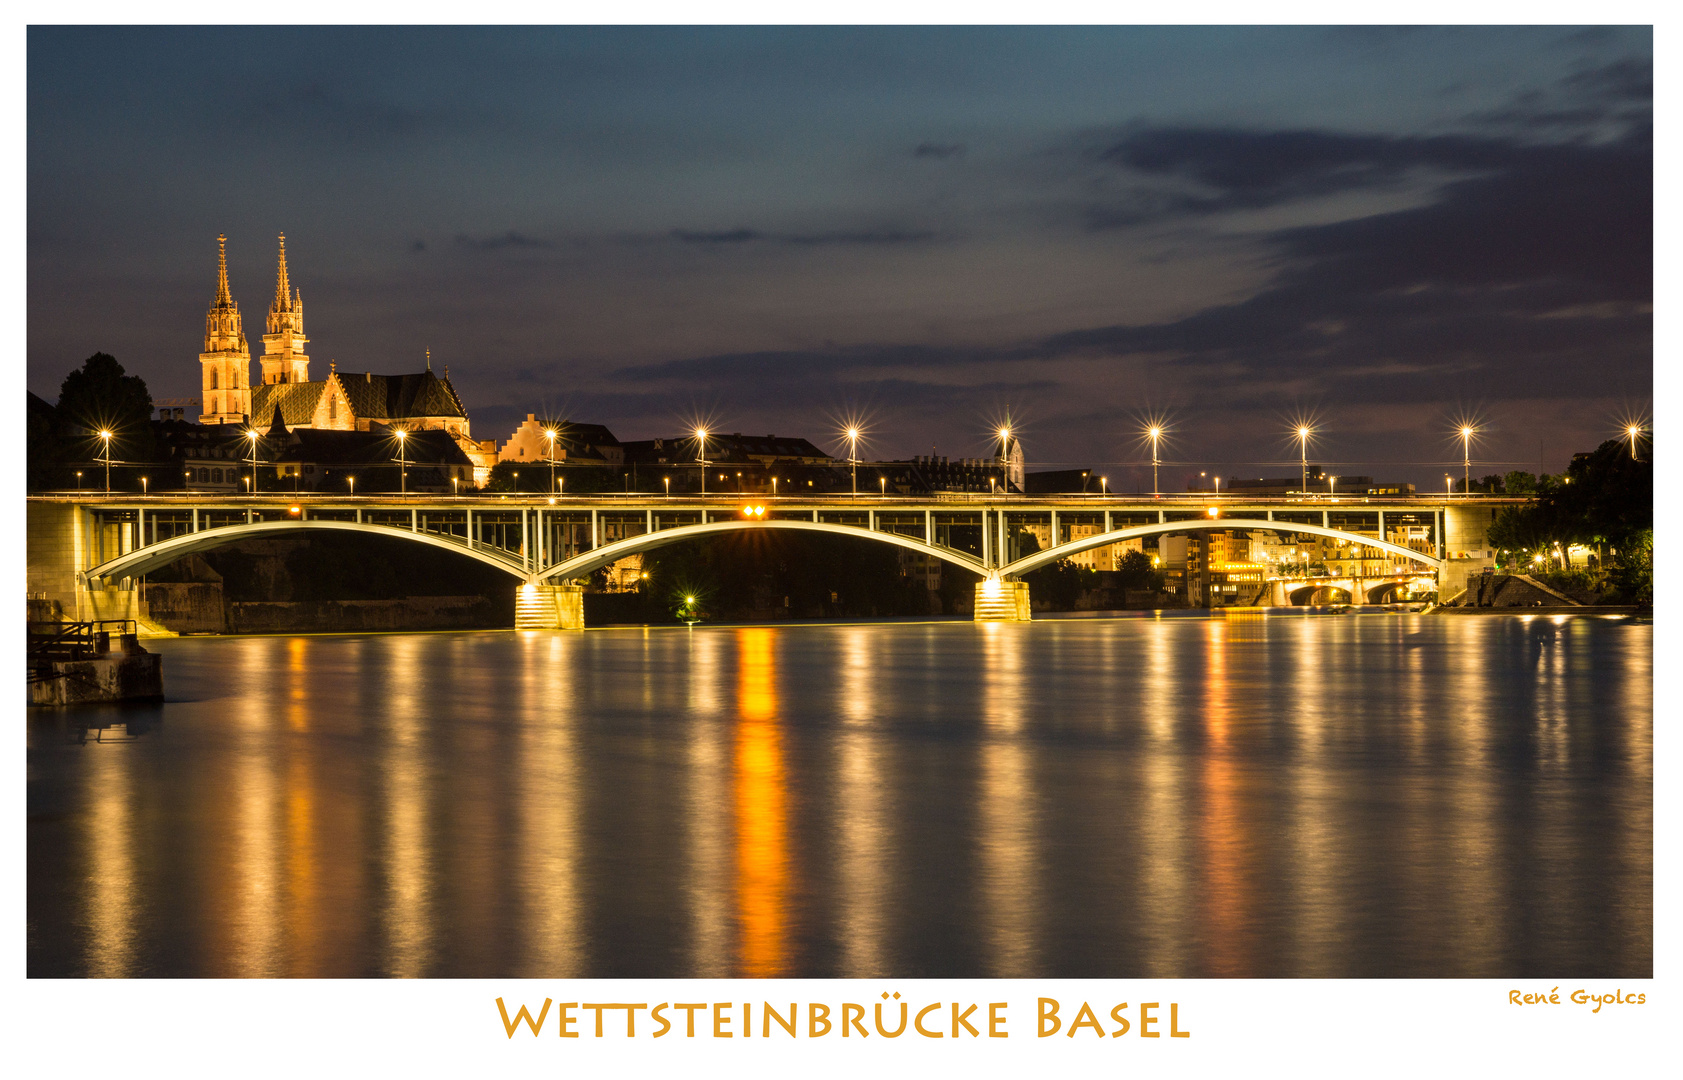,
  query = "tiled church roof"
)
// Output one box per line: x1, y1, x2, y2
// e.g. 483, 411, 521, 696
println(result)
334, 371, 466, 420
